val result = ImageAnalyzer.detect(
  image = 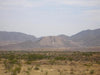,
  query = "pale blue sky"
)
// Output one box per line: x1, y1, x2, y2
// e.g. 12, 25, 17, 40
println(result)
0, 0, 100, 37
